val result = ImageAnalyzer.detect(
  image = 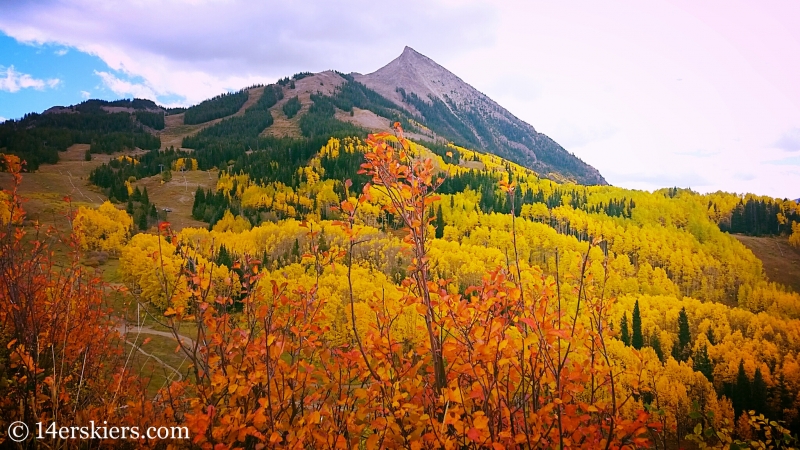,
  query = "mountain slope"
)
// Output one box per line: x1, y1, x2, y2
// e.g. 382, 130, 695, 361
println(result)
353, 47, 606, 185
2, 48, 605, 185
